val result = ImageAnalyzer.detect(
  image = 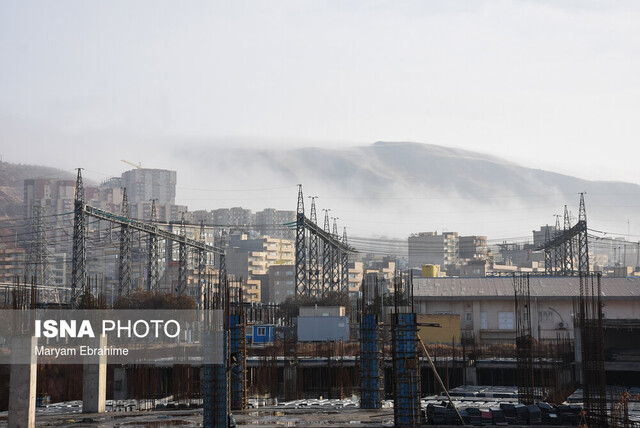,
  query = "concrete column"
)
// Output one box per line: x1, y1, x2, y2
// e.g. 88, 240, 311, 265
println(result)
9, 336, 37, 428
574, 324, 583, 384
83, 335, 107, 413
472, 301, 481, 341
113, 367, 128, 400
532, 298, 539, 341
464, 366, 478, 386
